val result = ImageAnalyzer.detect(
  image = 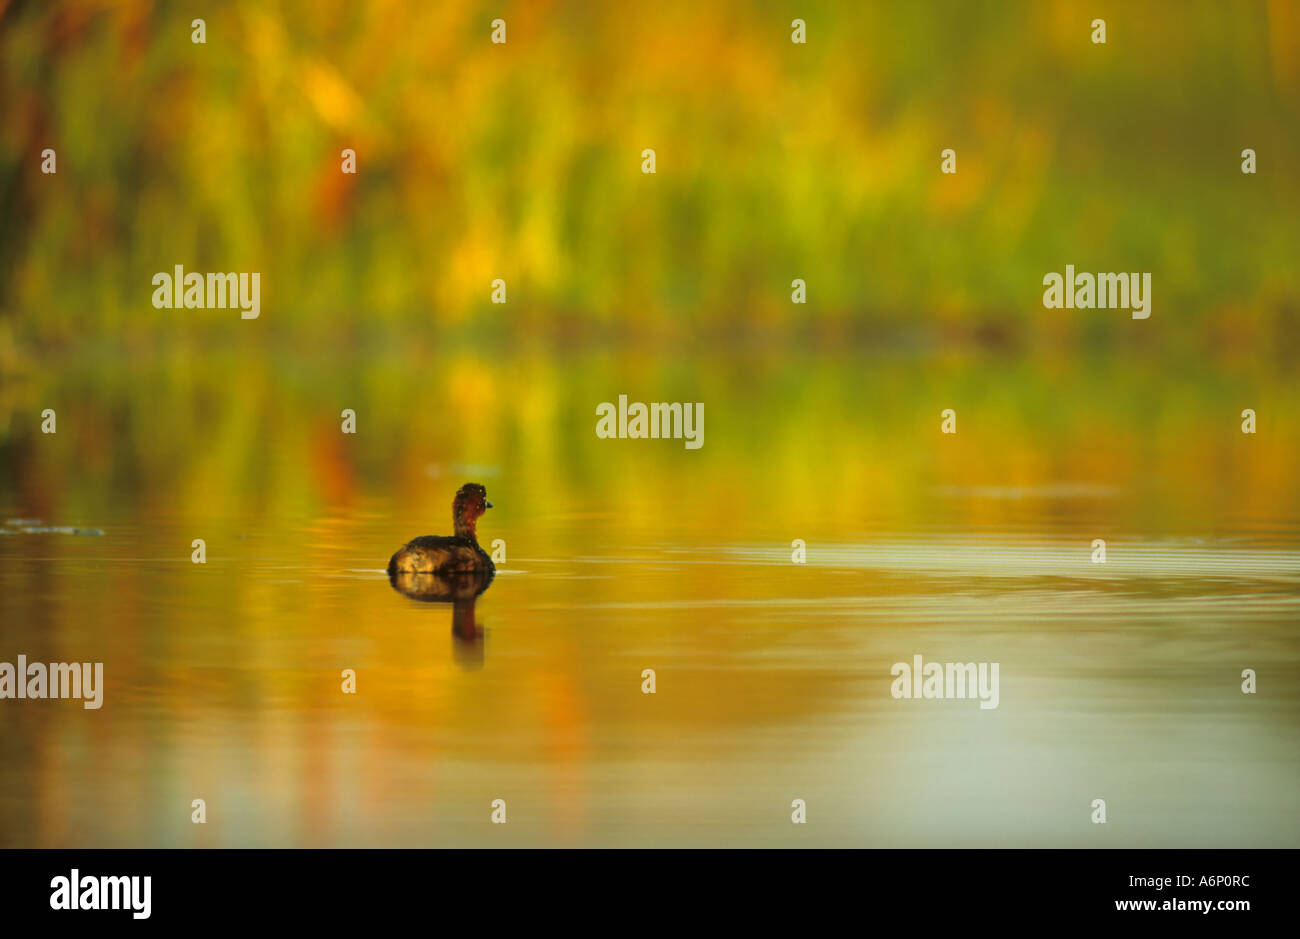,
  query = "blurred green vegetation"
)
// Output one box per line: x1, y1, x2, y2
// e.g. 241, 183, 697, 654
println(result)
1, 0, 1298, 356
1, 1, 1298, 528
